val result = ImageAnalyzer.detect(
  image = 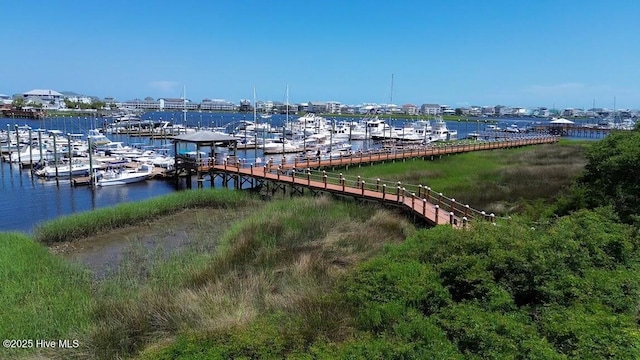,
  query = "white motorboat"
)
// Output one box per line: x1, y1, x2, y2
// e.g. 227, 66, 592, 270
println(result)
34, 159, 101, 178
262, 138, 300, 154
431, 118, 458, 141
96, 163, 154, 186
87, 129, 112, 146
